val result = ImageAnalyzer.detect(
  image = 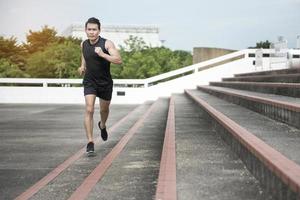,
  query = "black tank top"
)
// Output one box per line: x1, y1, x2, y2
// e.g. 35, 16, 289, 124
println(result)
82, 37, 113, 90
